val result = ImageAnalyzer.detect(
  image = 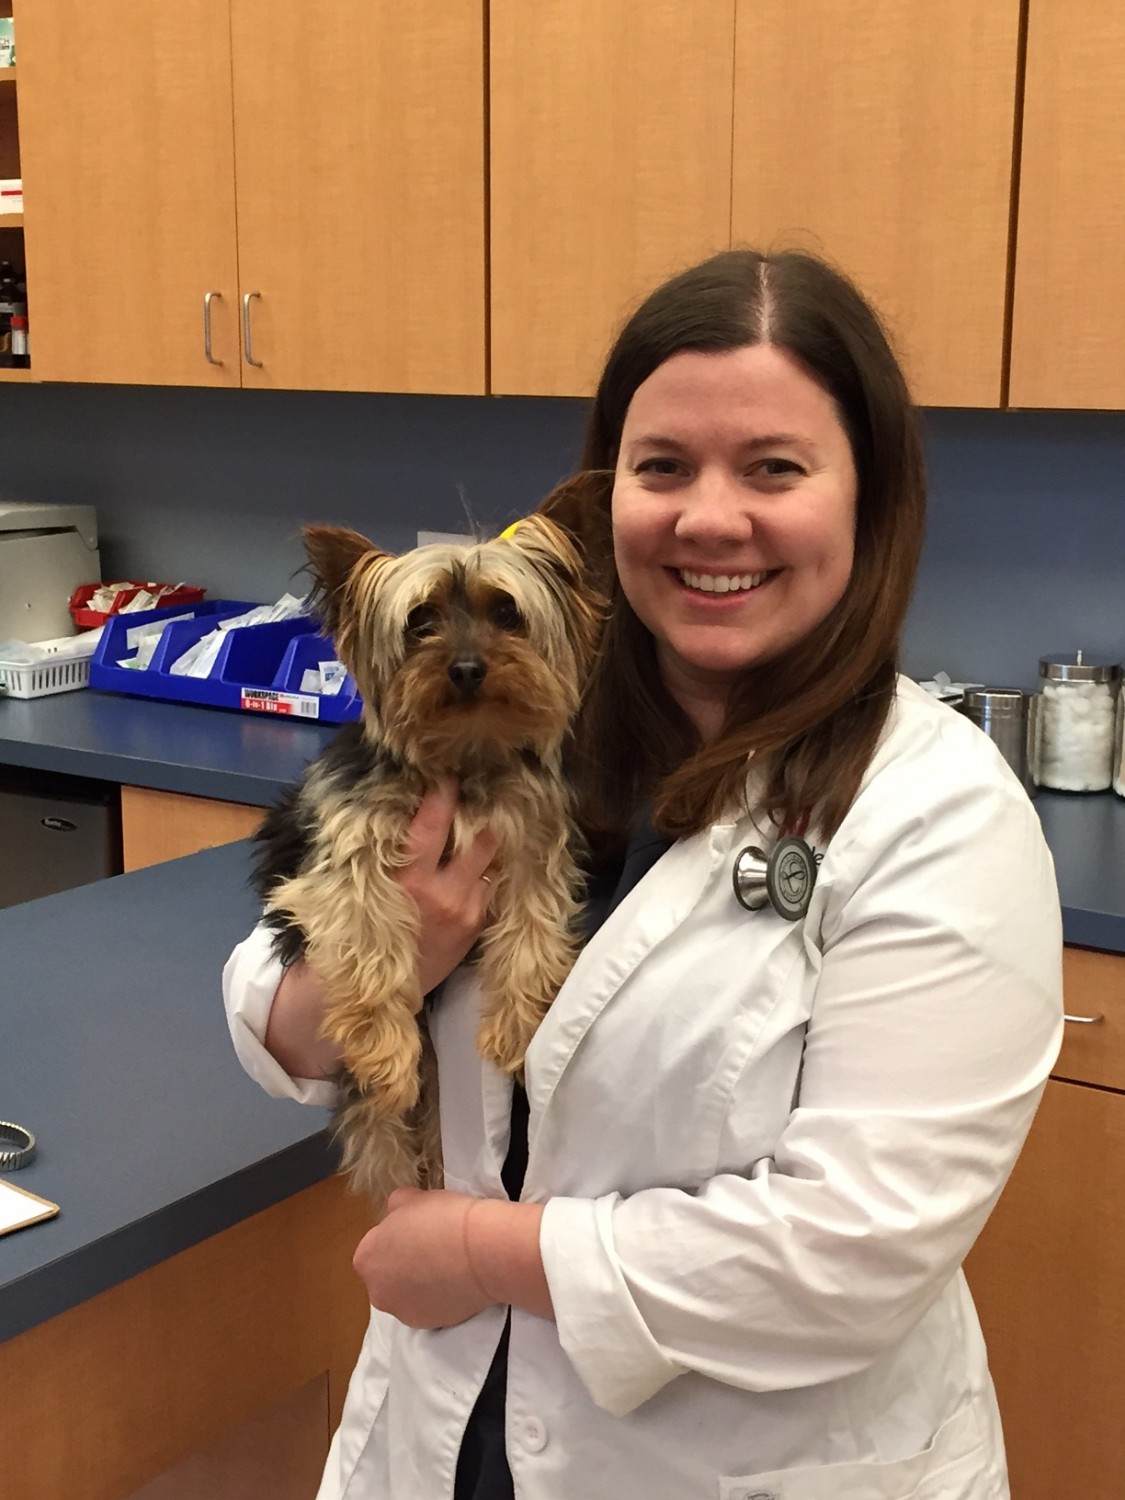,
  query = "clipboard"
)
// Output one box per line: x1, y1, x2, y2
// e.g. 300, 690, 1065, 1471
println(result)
0, 1178, 60, 1237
